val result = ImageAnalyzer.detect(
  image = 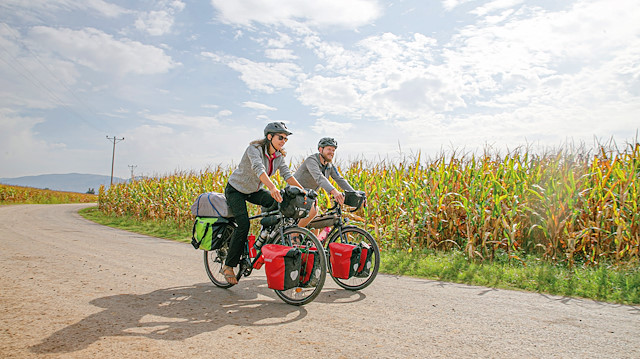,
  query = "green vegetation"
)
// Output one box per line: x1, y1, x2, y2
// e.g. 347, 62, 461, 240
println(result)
382, 249, 640, 305
0, 184, 97, 205
80, 206, 190, 242
99, 142, 640, 267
